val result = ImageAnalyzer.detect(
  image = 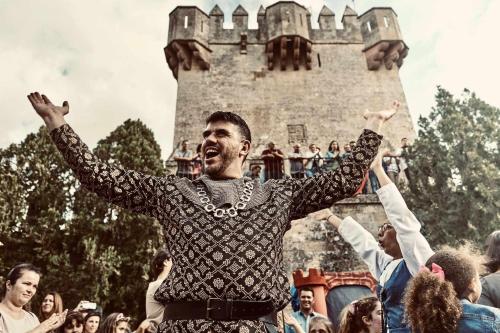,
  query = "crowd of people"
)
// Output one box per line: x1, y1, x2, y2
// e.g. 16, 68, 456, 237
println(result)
172, 138, 412, 193
18, 93, 499, 332
2, 154, 499, 333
